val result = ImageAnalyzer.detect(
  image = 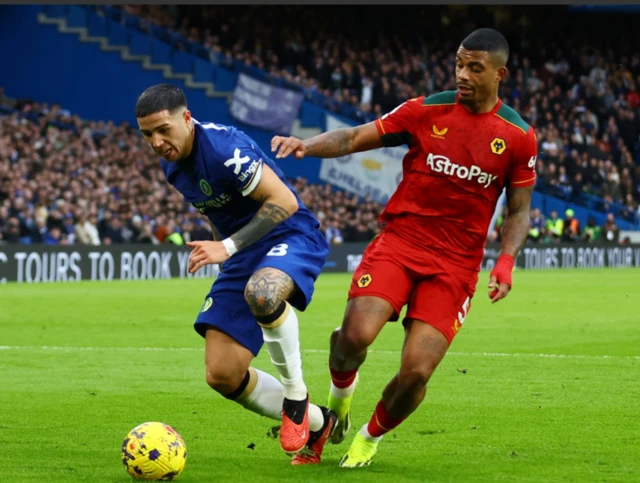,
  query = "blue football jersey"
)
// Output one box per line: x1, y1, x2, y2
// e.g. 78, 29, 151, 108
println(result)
161, 119, 319, 239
